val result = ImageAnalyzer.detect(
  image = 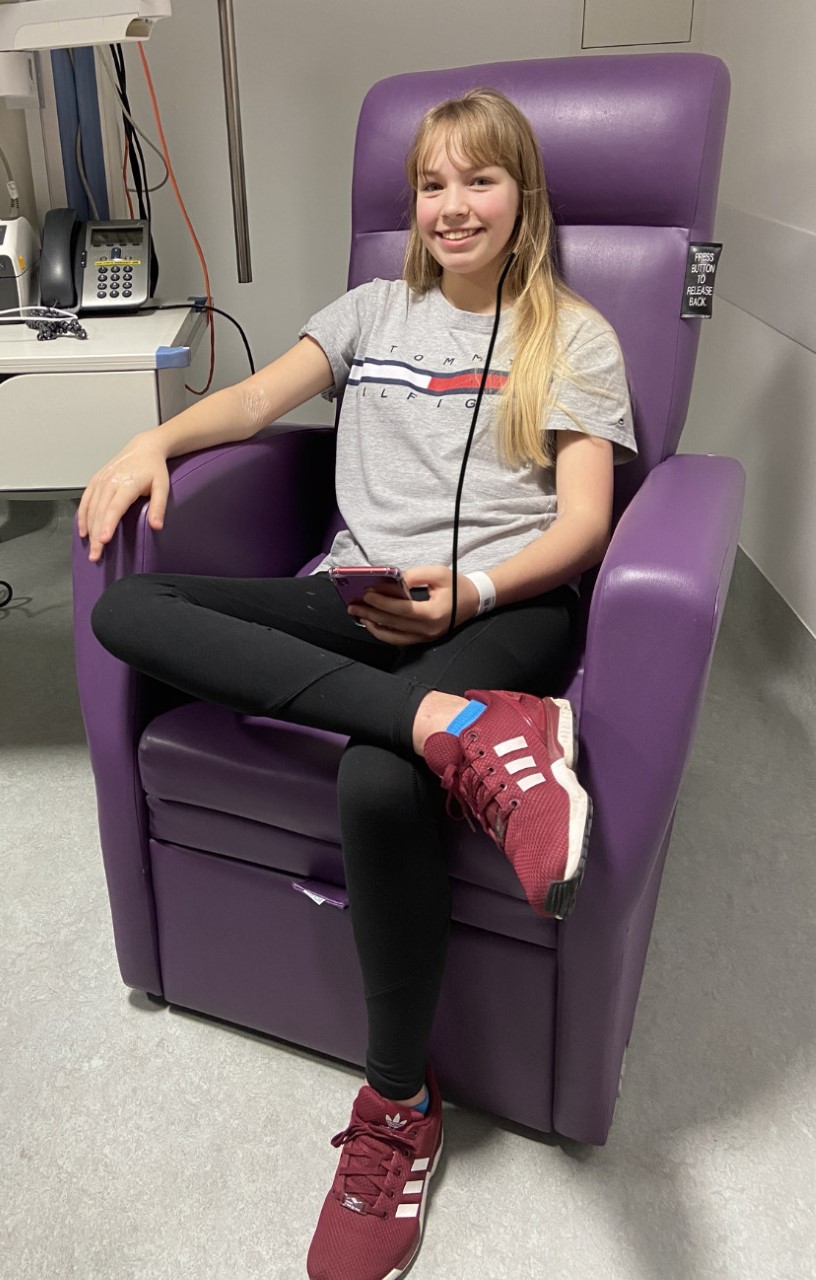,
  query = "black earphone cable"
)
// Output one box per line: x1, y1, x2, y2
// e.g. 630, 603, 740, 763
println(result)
447, 251, 516, 635
142, 300, 255, 372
